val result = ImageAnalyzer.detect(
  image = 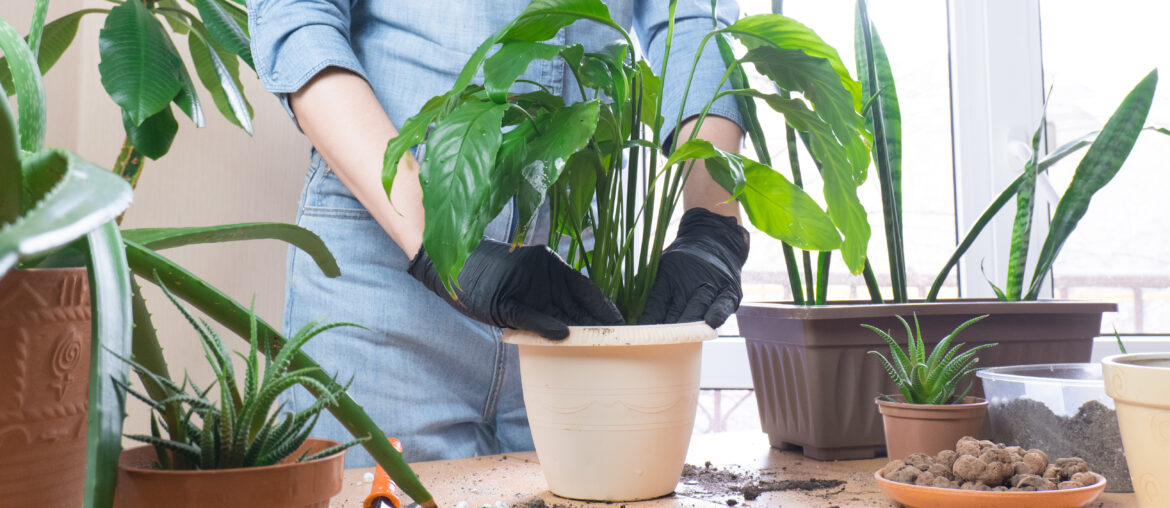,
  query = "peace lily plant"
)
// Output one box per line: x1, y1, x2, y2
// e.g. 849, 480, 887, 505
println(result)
384, 0, 873, 322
